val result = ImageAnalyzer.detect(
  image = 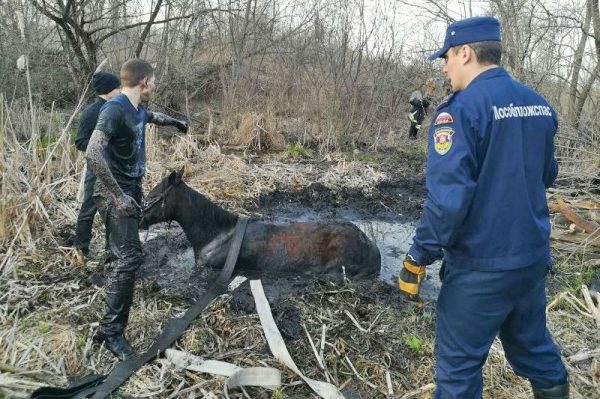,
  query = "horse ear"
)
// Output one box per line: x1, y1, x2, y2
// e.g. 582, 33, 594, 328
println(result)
177, 166, 185, 180
167, 170, 178, 185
